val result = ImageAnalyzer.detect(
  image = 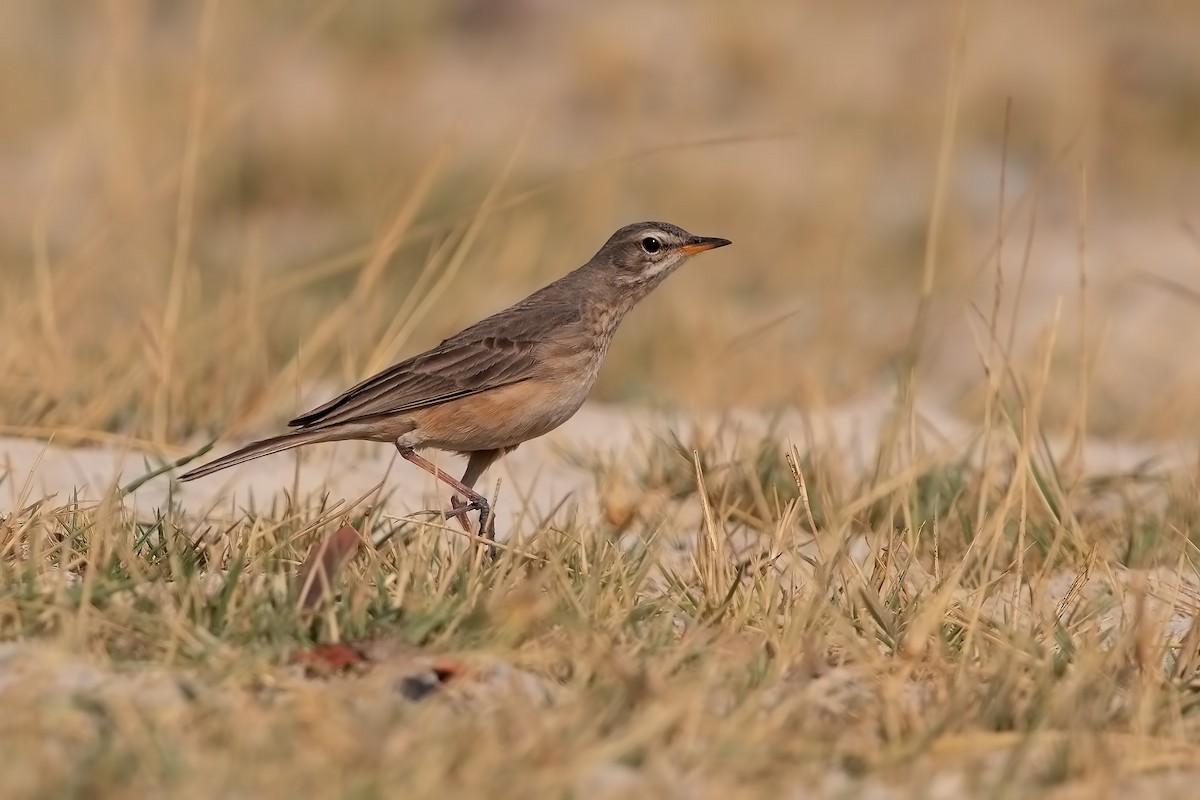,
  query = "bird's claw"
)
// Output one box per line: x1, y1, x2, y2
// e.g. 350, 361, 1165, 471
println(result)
427, 496, 496, 559
451, 495, 489, 516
